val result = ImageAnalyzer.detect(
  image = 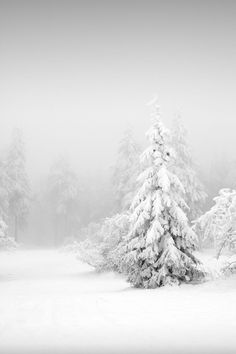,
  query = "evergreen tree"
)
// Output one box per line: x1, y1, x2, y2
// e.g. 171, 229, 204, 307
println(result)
171, 117, 207, 220
5, 130, 30, 241
0, 155, 10, 220
123, 100, 204, 288
112, 129, 140, 211
193, 188, 236, 257
47, 157, 81, 245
